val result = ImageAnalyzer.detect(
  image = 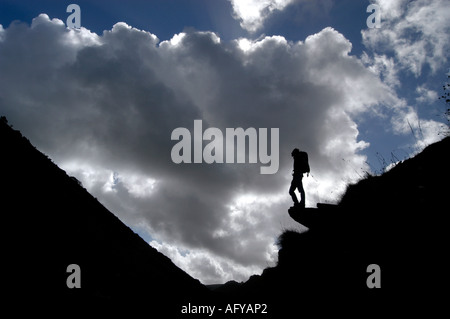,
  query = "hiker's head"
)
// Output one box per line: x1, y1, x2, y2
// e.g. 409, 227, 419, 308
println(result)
291, 148, 300, 157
